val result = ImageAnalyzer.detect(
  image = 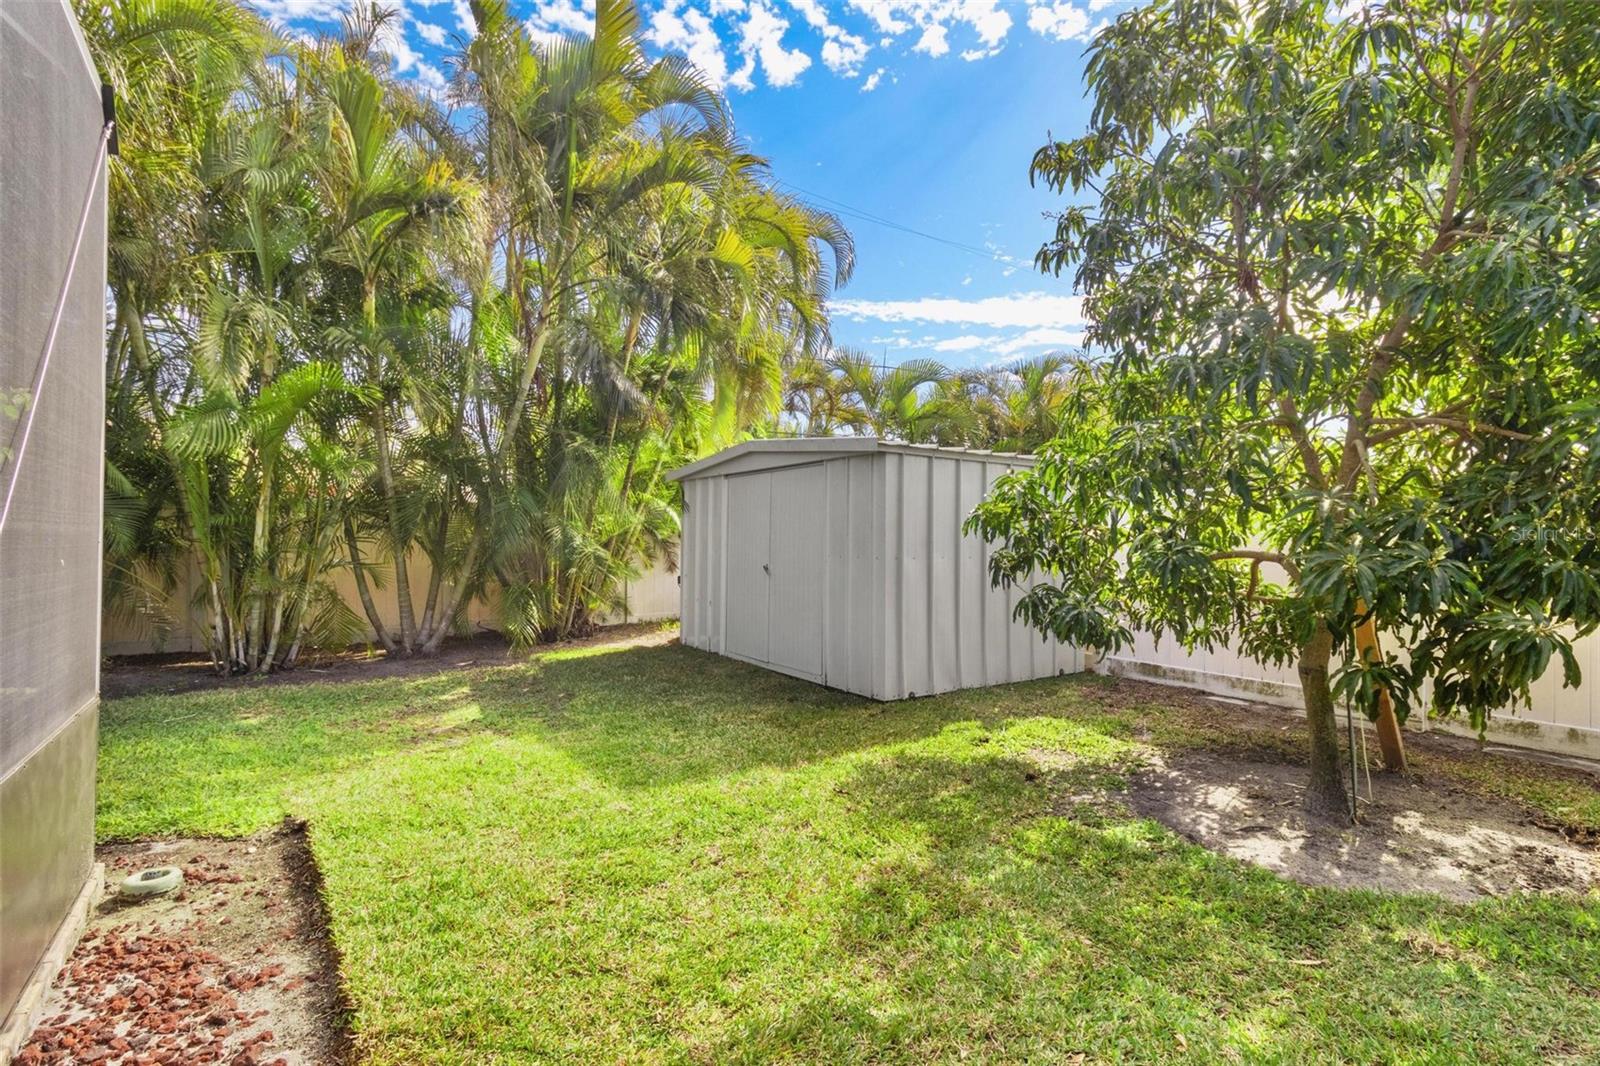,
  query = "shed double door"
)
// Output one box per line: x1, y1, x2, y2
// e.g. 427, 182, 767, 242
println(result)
724, 463, 825, 681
